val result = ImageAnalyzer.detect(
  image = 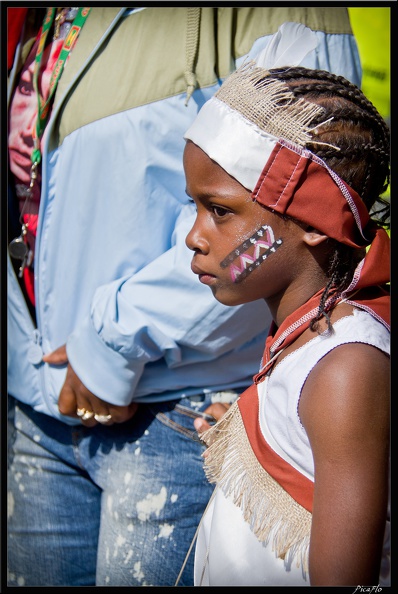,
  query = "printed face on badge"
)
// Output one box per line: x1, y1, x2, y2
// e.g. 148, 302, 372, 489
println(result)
9, 37, 65, 184
184, 141, 286, 307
